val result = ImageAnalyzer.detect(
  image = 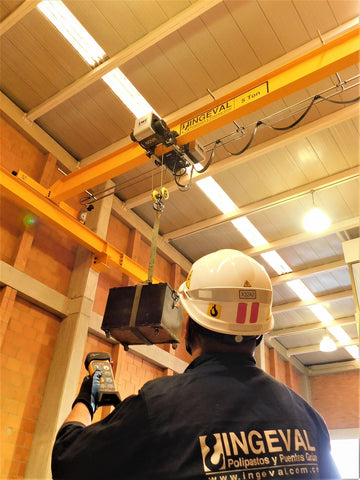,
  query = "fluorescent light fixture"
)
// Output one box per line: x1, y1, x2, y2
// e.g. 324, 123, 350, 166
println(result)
38, 1, 106, 66
287, 279, 315, 301
319, 335, 337, 352
232, 217, 268, 247
195, 177, 292, 275
309, 304, 334, 324
196, 177, 237, 213
303, 207, 330, 233
345, 345, 360, 360
328, 326, 351, 345
38, 0, 156, 118
102, 69, 156, 118
261, 251, 292, 275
